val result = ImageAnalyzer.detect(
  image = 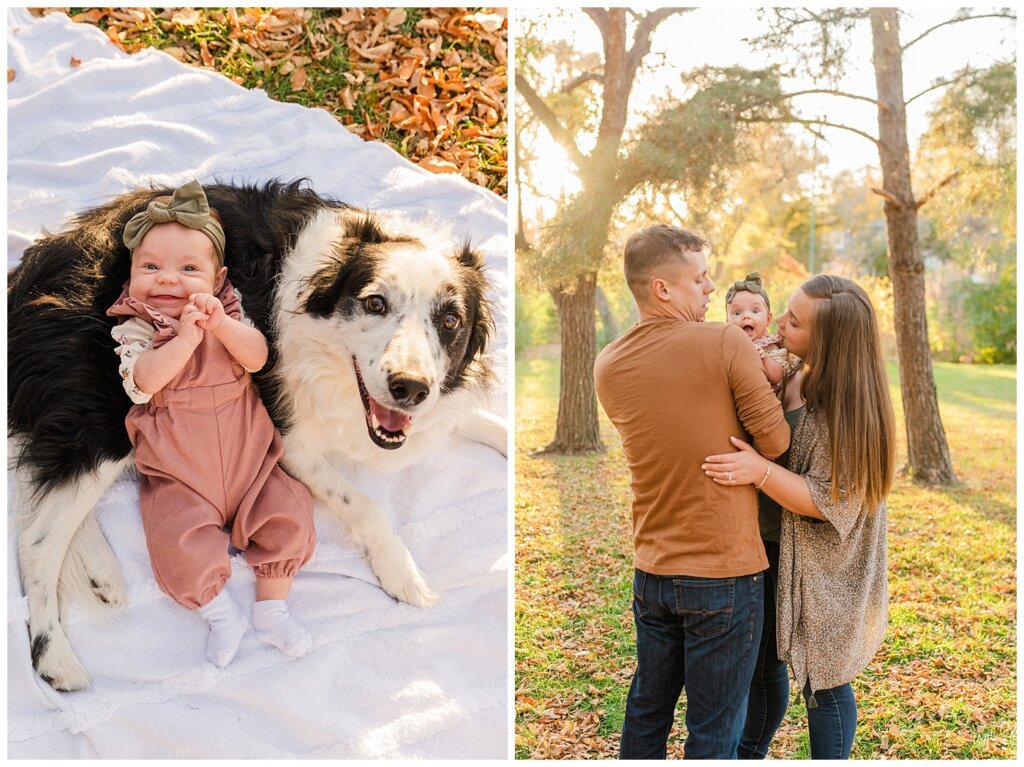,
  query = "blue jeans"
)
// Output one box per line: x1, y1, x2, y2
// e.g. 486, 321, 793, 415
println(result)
804, 682, 857, 759
620, 568, 764, 760
739, 541, 857, 760
738, 542, 789, 759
